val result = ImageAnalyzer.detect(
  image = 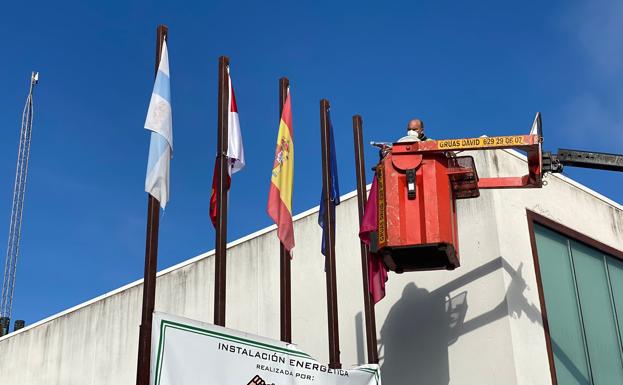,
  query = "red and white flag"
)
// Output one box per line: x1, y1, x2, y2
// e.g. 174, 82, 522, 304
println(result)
210, 68, 244, 226
225, 68, 244, 174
